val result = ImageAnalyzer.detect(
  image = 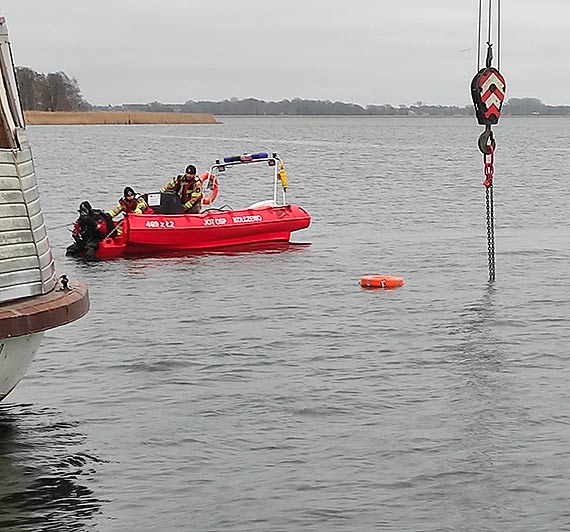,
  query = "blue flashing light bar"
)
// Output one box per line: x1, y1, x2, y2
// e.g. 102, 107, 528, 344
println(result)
223, 152, 270, 163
